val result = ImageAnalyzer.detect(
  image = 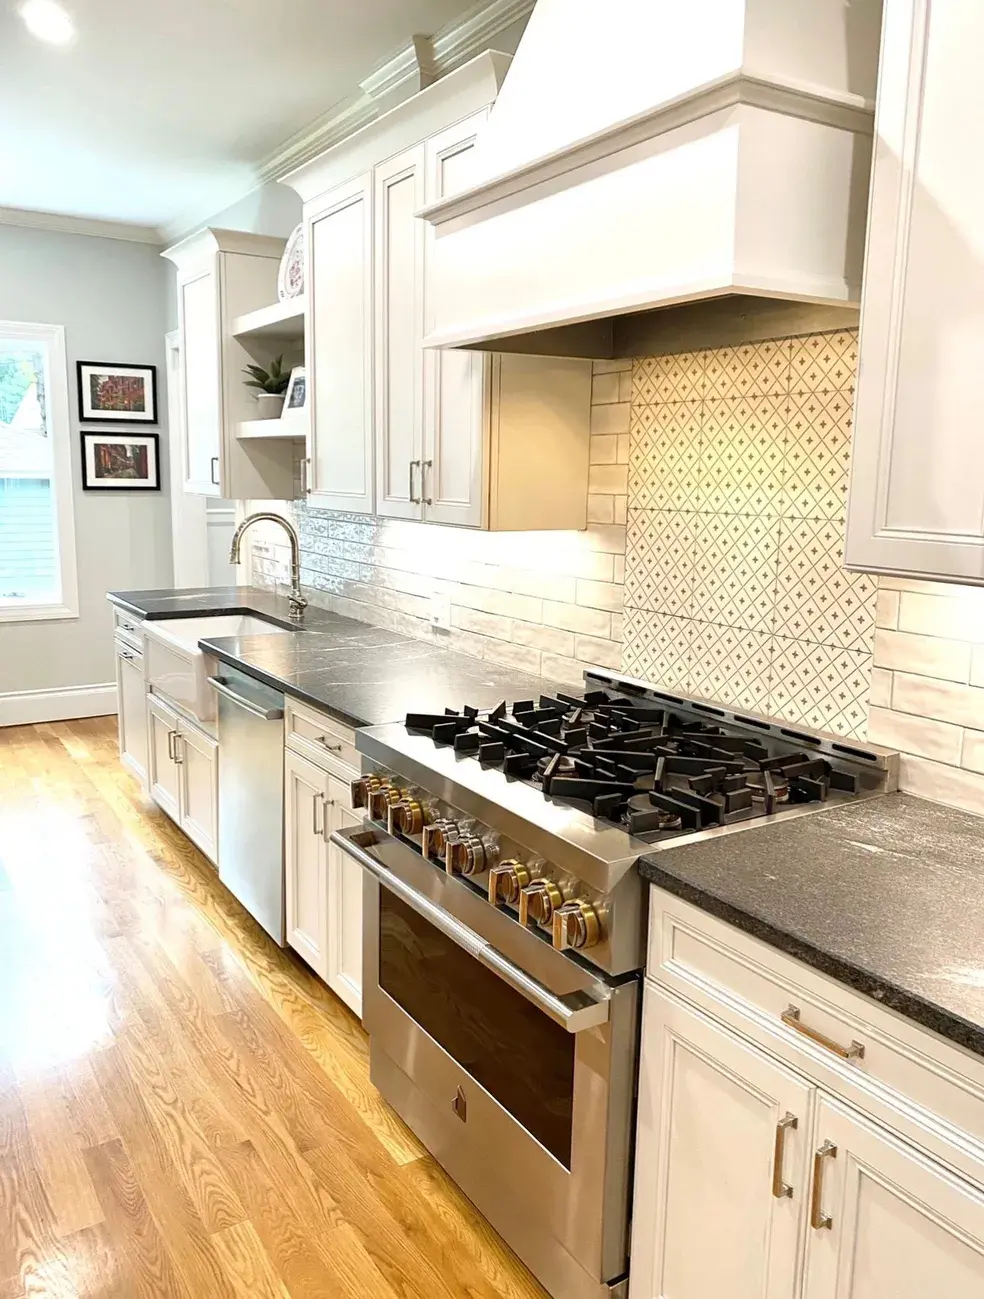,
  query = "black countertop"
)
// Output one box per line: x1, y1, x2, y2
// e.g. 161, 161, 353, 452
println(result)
109, 585, 562, 729
640, 792, 984, 1059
